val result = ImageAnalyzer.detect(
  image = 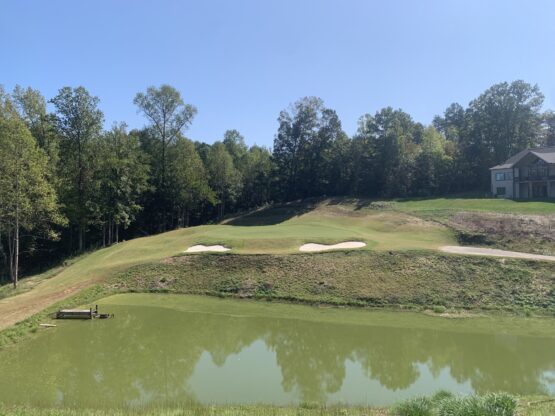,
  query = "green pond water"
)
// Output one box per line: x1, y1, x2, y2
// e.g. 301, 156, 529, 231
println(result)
1, 293, 555, 408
